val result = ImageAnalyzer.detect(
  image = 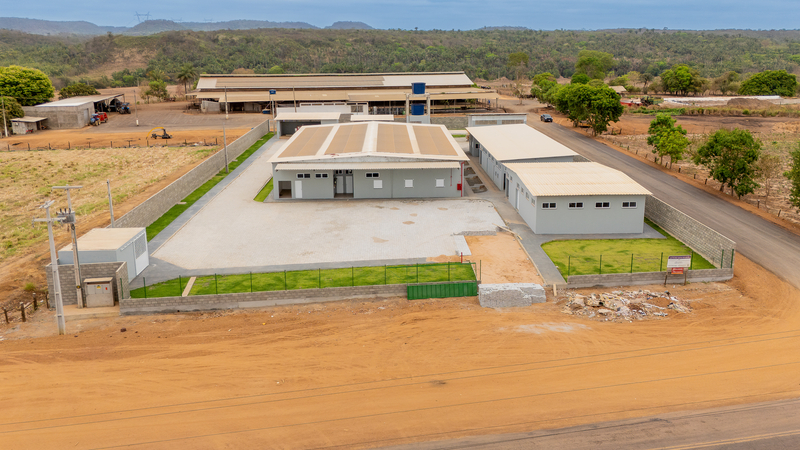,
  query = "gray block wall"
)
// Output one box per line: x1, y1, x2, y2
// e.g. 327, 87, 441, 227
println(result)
120, 284, 407, 315
645, 195, 736, 268
114, 120, 271, 228
45, 261, 129, 306
566, 268, 734, 288
23, 104, 93, 129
